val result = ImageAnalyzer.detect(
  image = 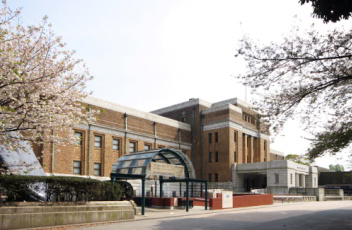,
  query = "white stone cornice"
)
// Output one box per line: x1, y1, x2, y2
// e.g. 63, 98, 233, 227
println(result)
151, 98, 212, 114
203, 120, 270, 139
203, 103, 242, 115
81, 96, 191, 131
